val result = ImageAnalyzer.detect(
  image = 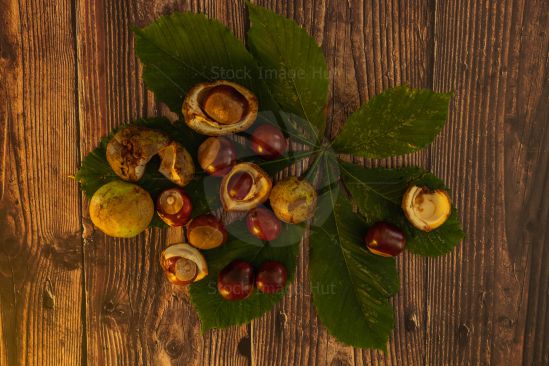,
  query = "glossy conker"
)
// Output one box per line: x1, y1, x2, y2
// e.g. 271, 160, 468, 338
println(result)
250, 124, 287, 160
220, 163, 272, 211
186, 214, 227, 250
246, 207, 282, 241
255, 261, 287, 294
227, 171, 254, 200
156, 188, 193, 226
217, 260, 255, 301
198, 137, 237, 176
364, 222, 407, 257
